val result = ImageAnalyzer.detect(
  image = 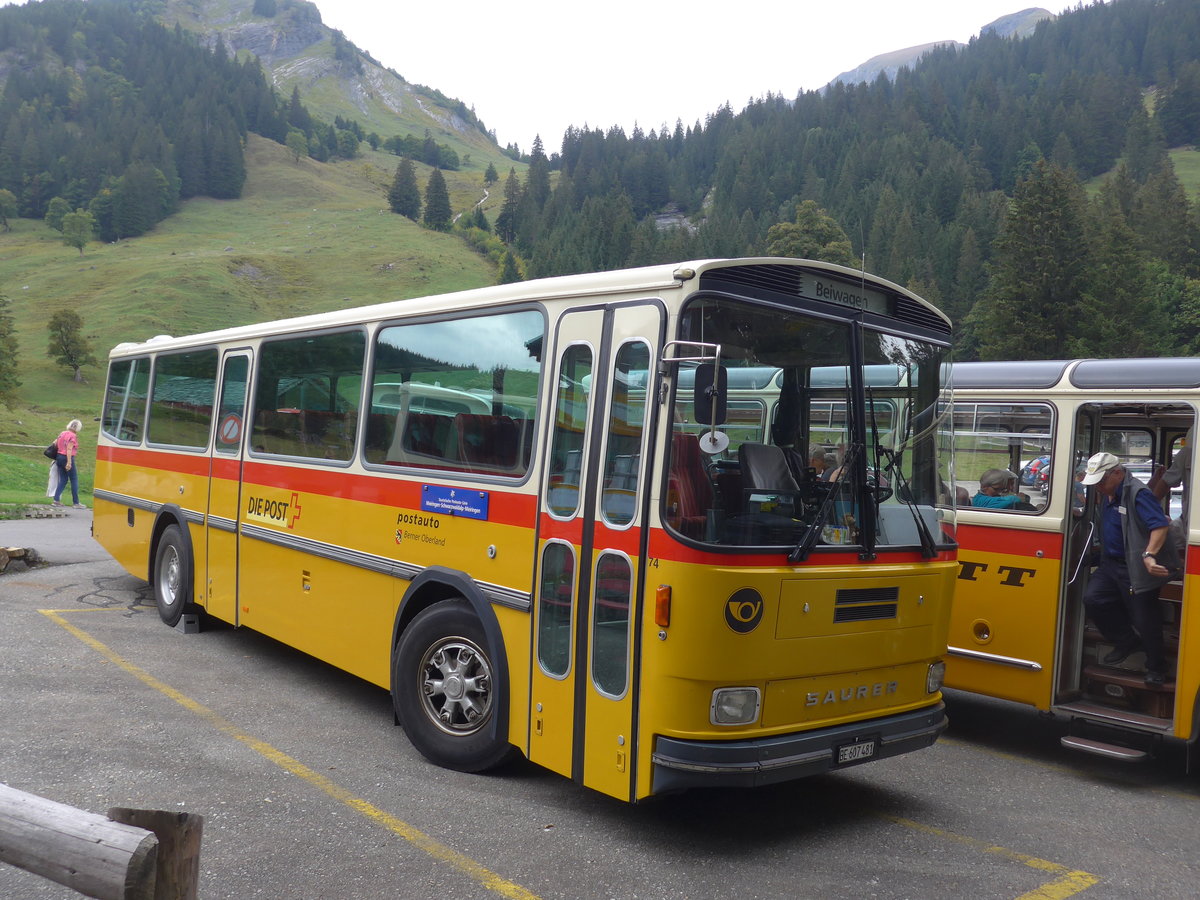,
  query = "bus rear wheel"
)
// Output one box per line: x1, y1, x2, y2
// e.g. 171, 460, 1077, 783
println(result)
153, 524, 190, 627
393, 600, 511, 772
